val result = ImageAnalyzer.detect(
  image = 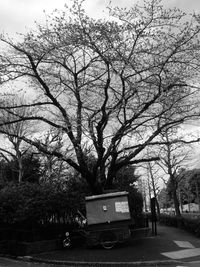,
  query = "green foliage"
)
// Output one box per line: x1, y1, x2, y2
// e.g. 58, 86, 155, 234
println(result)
114, 165, 144, 226
64, 172, 90, 215
159, 214, 200, 237
21, 153, 41, 183
0, 152, 41, 184
0, 182, 84, 226
157, 187, 173, 210
114, 165, 139, 189
128, 186, 144, 227
185, 169, 200, 204
175, 168, 200, 205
